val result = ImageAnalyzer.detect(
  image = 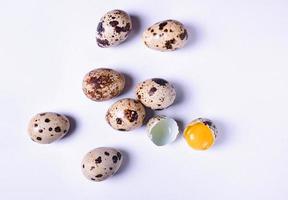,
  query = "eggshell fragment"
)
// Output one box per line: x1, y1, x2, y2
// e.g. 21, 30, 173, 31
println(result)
81, 147, 122, 182
147, 116, 179, 146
